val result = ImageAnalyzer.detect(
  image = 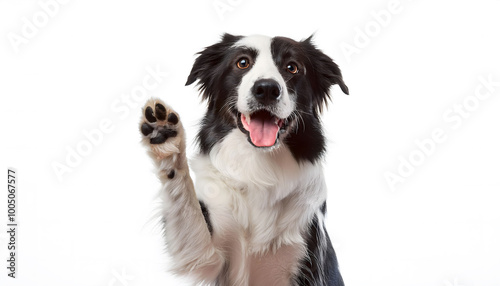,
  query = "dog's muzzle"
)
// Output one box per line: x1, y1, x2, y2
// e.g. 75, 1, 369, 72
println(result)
237, 79, 289, 148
